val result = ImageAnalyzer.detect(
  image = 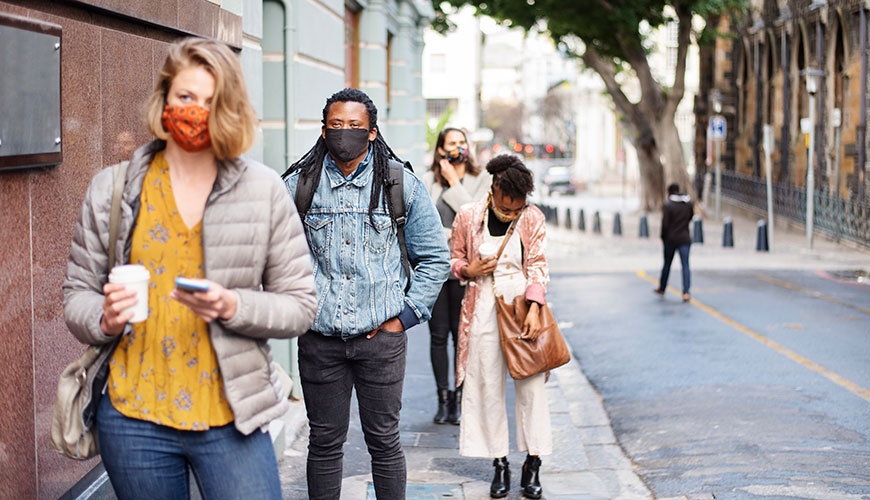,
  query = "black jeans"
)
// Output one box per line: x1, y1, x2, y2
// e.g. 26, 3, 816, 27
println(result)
299, 330, 408, 500
429, 280, 465, 391
659, 242, 691, 294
